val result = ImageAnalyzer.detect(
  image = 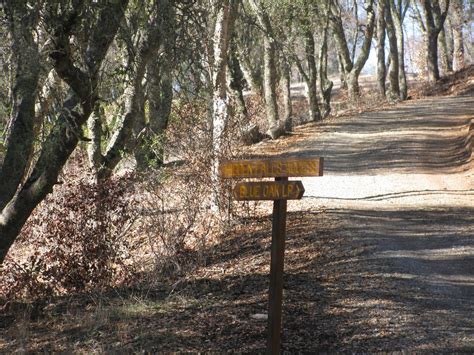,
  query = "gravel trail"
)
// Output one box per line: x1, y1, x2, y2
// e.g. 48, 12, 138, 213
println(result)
249, 94, 474, 351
